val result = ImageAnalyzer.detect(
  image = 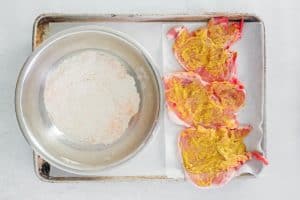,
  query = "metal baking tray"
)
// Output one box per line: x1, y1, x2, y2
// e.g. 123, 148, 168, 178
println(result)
32, 13, 266, 182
